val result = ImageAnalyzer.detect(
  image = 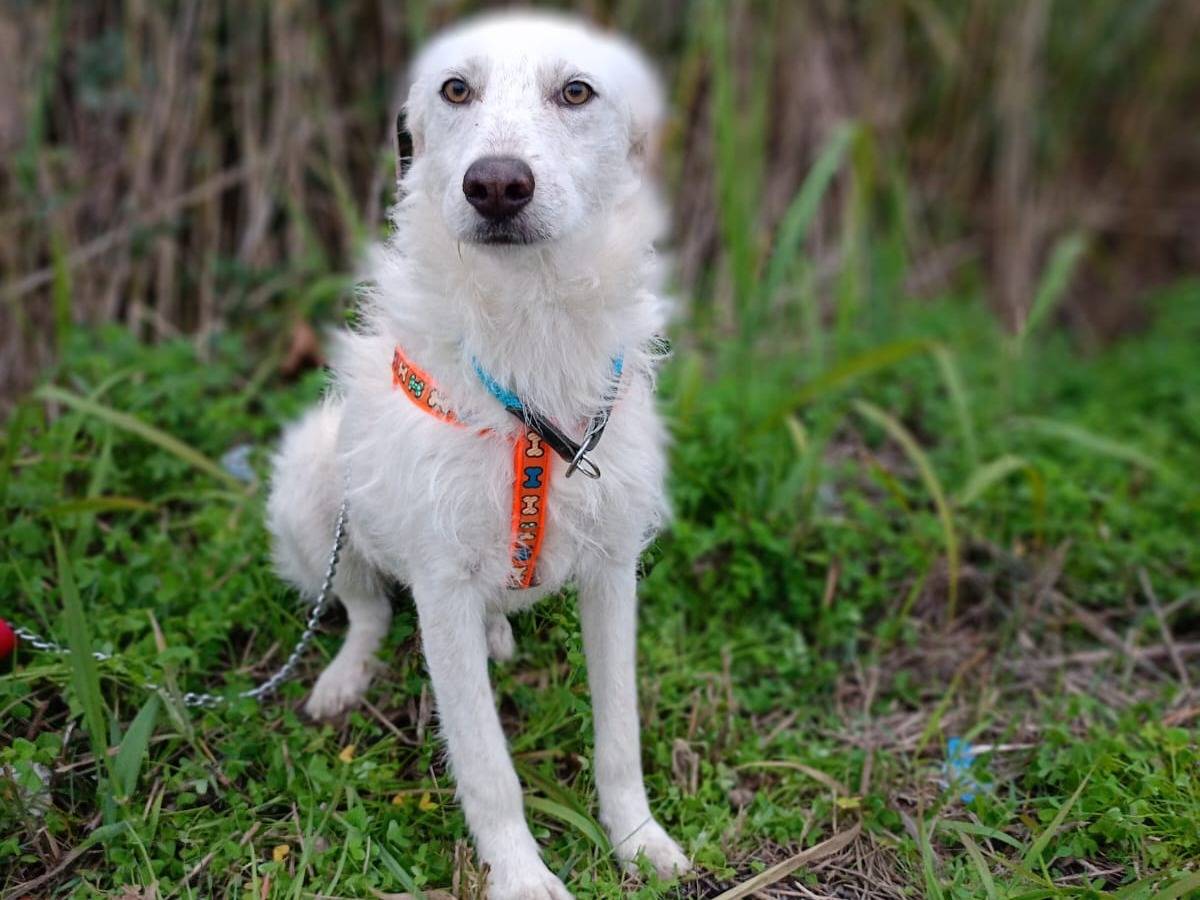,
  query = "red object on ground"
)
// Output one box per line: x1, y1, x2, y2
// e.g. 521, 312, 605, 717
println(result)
0, 617, 15, 660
